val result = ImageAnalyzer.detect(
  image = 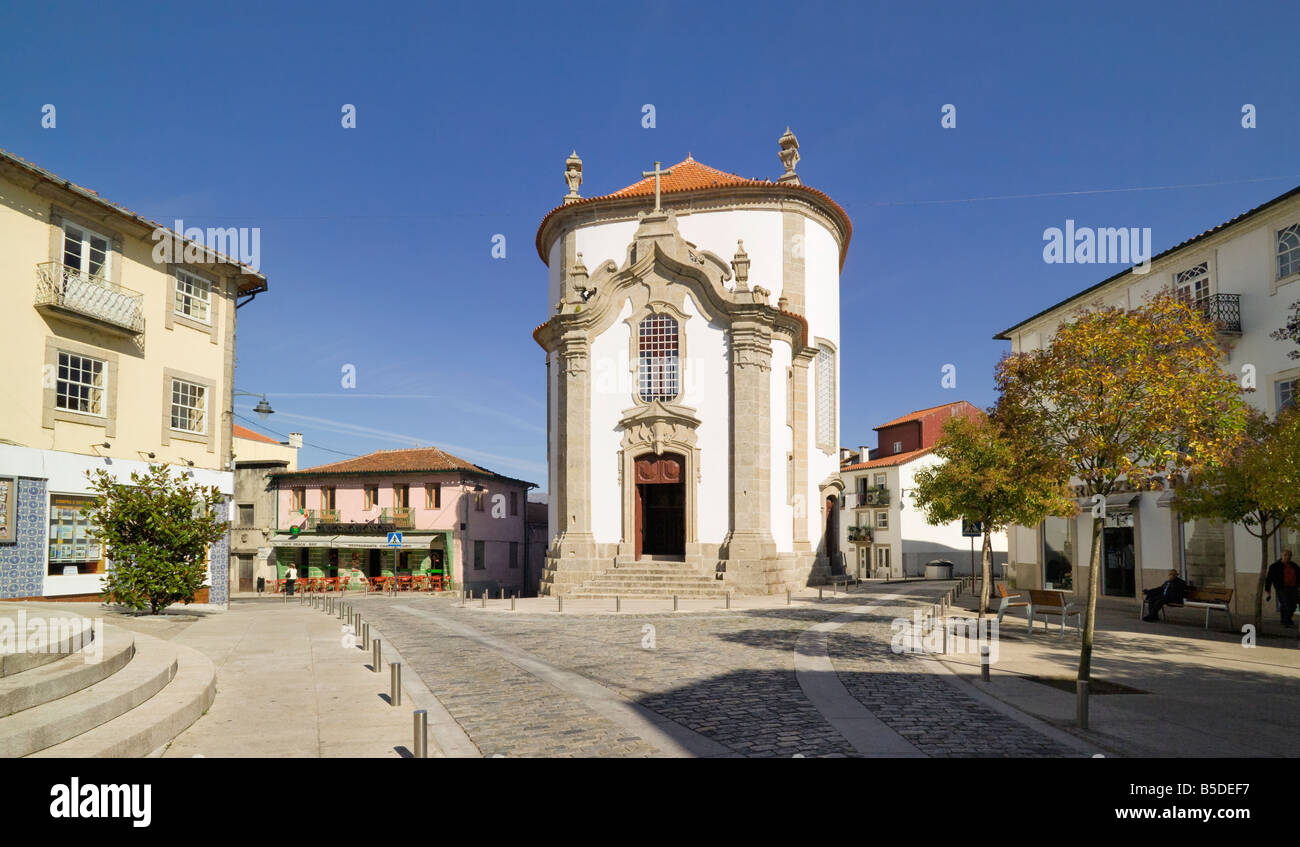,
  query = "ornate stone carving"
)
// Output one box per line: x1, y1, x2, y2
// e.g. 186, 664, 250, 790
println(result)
564, 151, 583, 203
731, 239, 750, 290
778, 127, 800, 185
